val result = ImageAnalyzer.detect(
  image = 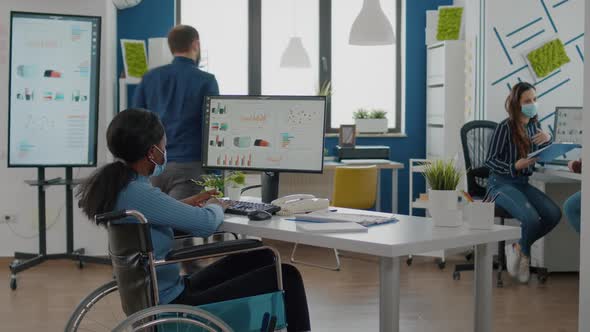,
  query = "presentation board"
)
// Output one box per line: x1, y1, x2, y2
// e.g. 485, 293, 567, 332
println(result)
8, 12, 101, 167
202, 96, 326, 173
